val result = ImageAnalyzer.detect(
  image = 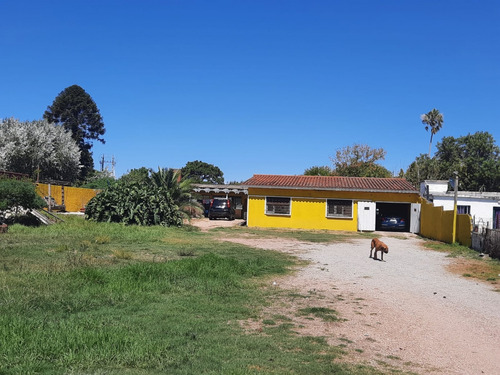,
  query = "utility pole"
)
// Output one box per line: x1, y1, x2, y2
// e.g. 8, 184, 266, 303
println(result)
100, 155, 105, 172
452, 171, 458, 244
